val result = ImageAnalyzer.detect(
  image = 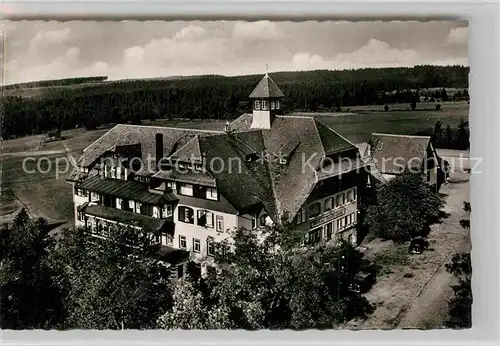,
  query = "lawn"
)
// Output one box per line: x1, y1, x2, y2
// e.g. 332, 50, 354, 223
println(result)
0, 155, 74, 225
314, 102, 469, 144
